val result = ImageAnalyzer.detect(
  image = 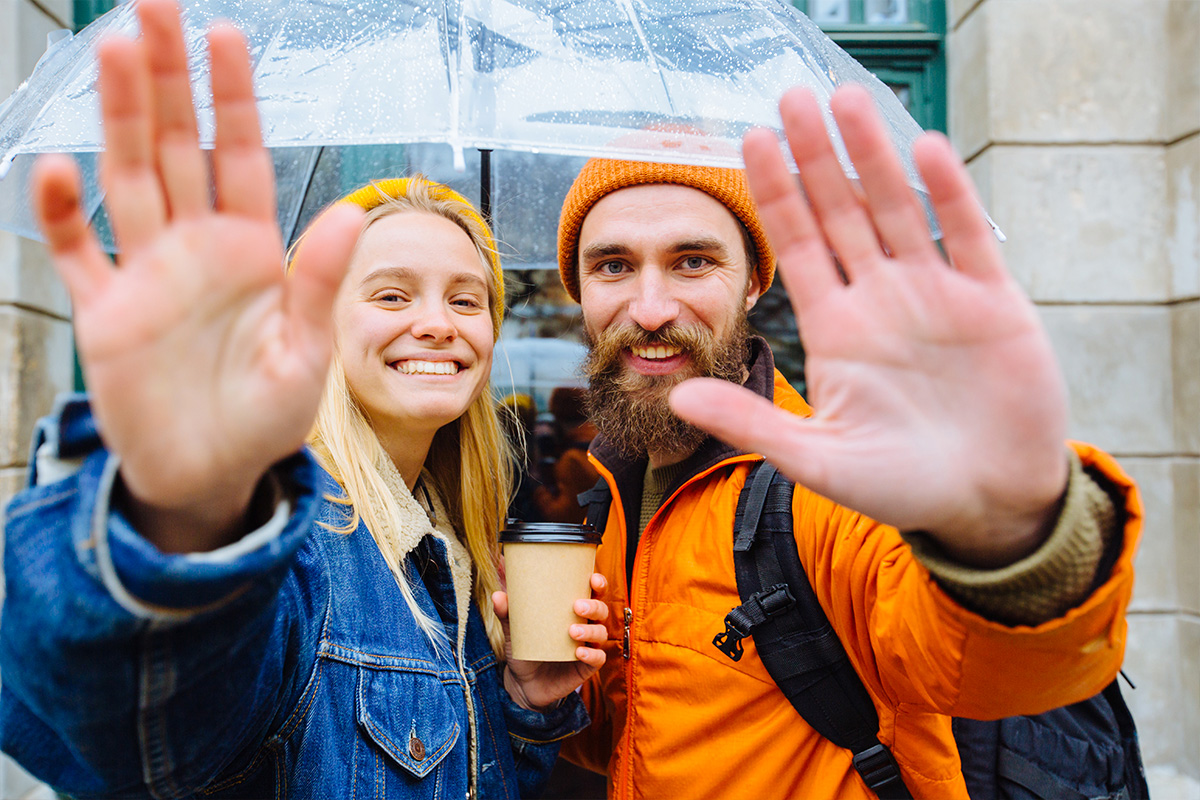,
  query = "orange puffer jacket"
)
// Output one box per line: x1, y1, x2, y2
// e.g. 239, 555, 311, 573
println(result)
561, 342, 1142, 800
